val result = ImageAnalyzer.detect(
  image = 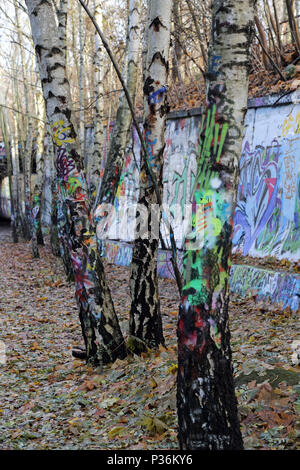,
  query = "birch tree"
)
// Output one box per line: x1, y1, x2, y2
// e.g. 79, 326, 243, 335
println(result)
129, 0, 172, 351
31, 88, 45, 258
57, 0, 68, 63
94, 0, 141, 211
78, 2, 85, 158
25, 0, 126, 366
10, 110, 24, 241
0, 109, 17, 242
87, 0, 105, 202
177, 0, 255, 450
14, 0, 33, 241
